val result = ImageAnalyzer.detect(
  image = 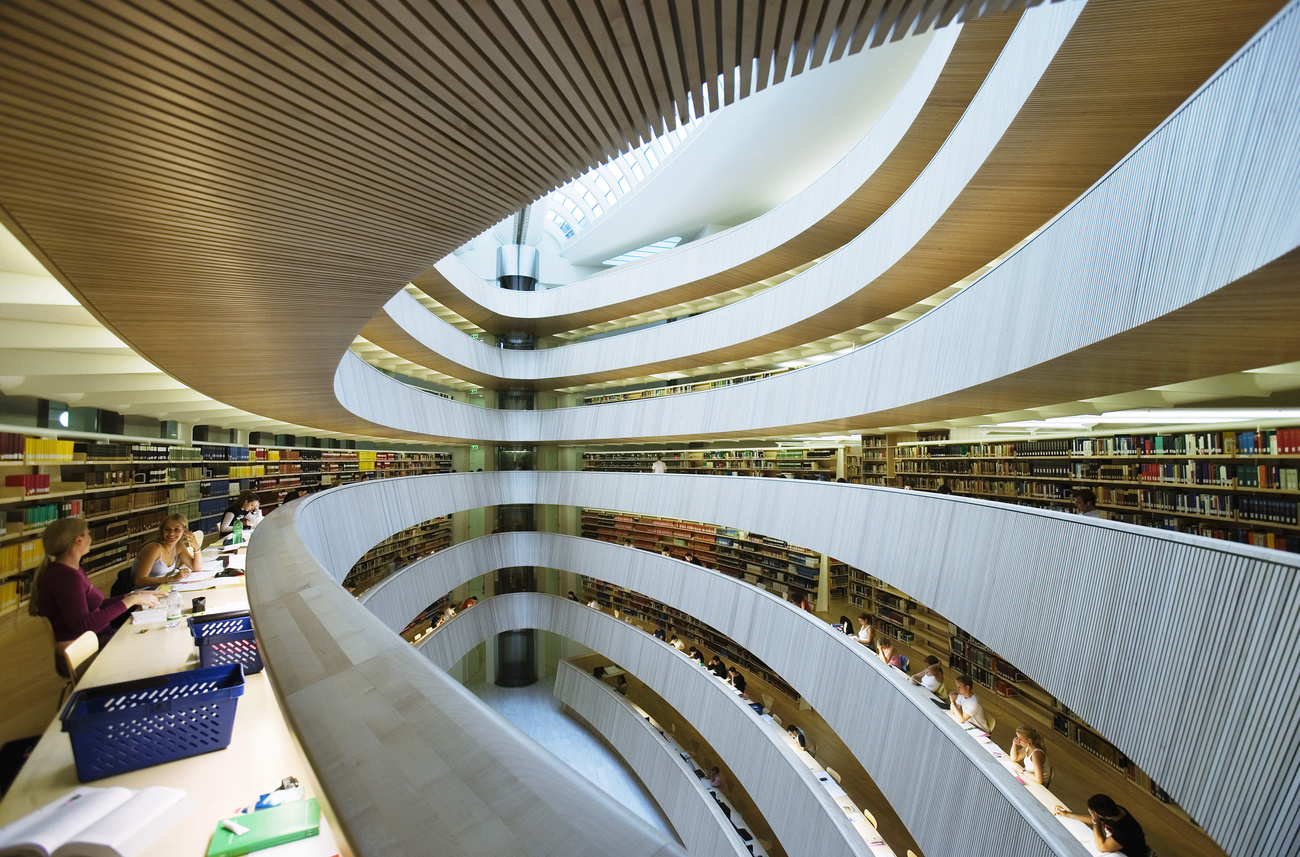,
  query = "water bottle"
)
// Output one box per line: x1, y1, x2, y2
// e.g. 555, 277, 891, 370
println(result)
166, 588, 182, 628
232, 518, 243, 545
